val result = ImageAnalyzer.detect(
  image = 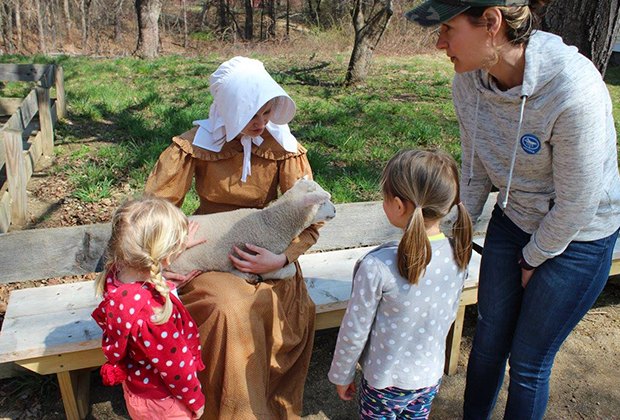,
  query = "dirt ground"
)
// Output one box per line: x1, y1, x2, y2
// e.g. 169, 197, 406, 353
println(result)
1, 288, 619, 419
1, 156, 620, 419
